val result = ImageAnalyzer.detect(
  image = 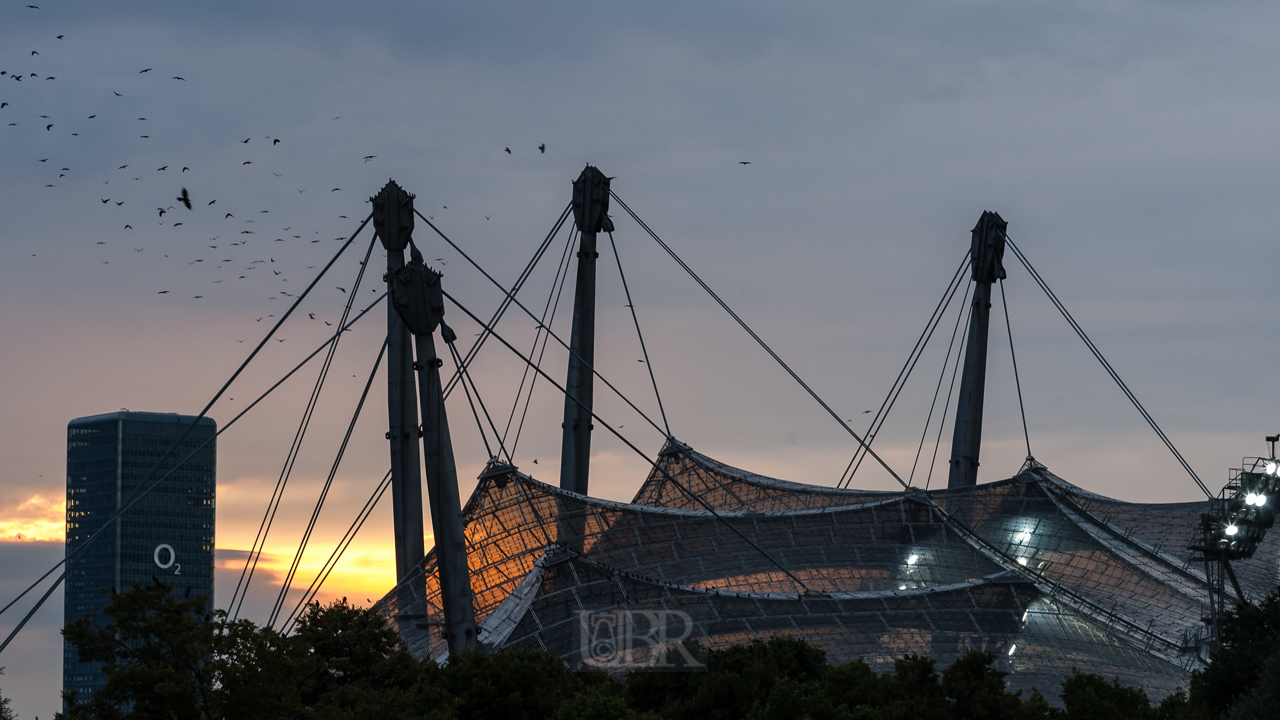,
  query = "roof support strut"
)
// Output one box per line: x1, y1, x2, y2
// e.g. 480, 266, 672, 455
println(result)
373, 180, 427, 584
391, 232, 478, 654
947, 211, 1007, 489
559, 166, 614, 497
